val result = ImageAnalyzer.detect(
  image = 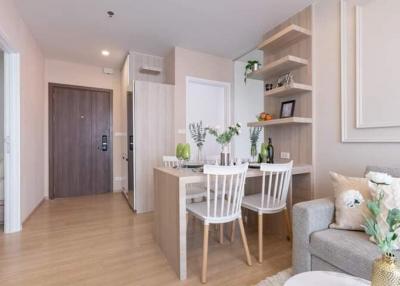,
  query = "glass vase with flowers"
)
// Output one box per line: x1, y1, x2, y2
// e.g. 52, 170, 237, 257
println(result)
206, 123, 241, 165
